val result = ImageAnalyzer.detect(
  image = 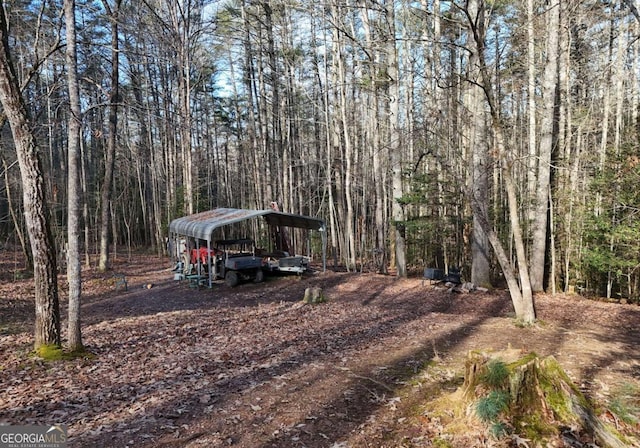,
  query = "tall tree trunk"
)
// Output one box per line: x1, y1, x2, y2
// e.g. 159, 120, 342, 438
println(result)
530, 0, 560, 292
240, 0, 264, 209
338, 54, 356, 270
0, 5, 61, 348
526, 0, 537, 222
64, 0, 83, 351
465, 0, 535, 323
359, 0, 386, 272
98, 0, 121, 271
386, 0, 406, 277
263, 1, 283, 209
329, 0, 355, 269
464, 1, 492, 287
171, 0, 194, 215
469, 55, 491, 287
